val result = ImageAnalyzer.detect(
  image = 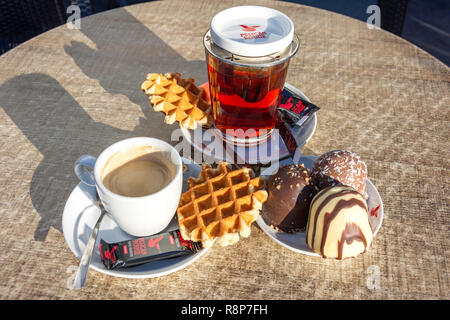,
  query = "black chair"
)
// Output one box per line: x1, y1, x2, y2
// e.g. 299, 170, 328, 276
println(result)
0, 0, 156, 55
0, 0, 66, 54
64, 0, 93, 17
378, 0, 410, 36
